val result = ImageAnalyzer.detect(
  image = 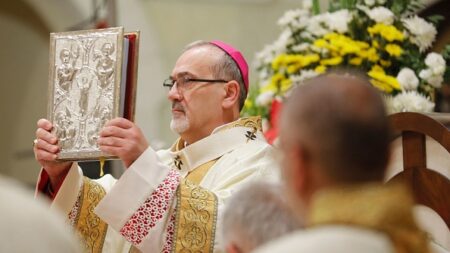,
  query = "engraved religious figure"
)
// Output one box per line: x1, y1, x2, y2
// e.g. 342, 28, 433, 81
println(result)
56, 49, 76, 92
54, 109, 76, 150
87, 106, 112, 146
94, 42, 115, 88
76, 75, 93, 116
